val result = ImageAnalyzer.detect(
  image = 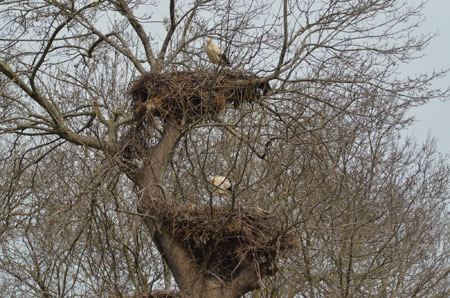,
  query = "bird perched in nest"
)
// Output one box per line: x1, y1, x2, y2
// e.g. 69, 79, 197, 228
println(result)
208, 175, 232, 195
205, 38, 231, 66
